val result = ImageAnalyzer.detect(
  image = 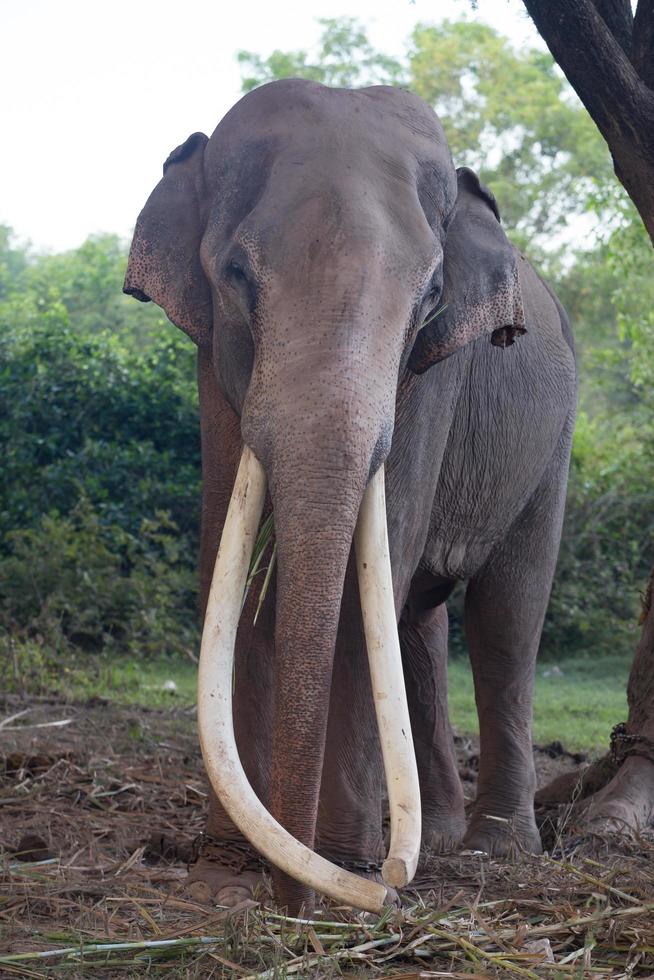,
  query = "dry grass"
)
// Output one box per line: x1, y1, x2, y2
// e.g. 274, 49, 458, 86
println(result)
4, 844, 654, 977
2, 696, 654, 977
